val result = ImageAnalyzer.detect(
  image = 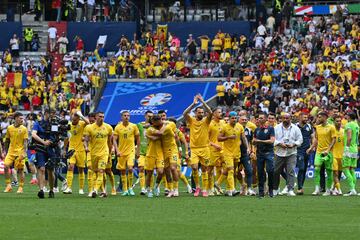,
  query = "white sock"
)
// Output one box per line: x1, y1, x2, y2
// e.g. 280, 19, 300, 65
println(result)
32, 174, 37, 179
